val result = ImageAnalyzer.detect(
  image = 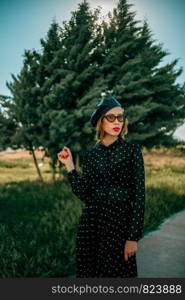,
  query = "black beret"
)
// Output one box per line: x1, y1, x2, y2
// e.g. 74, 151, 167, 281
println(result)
90, 96, 123, 127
